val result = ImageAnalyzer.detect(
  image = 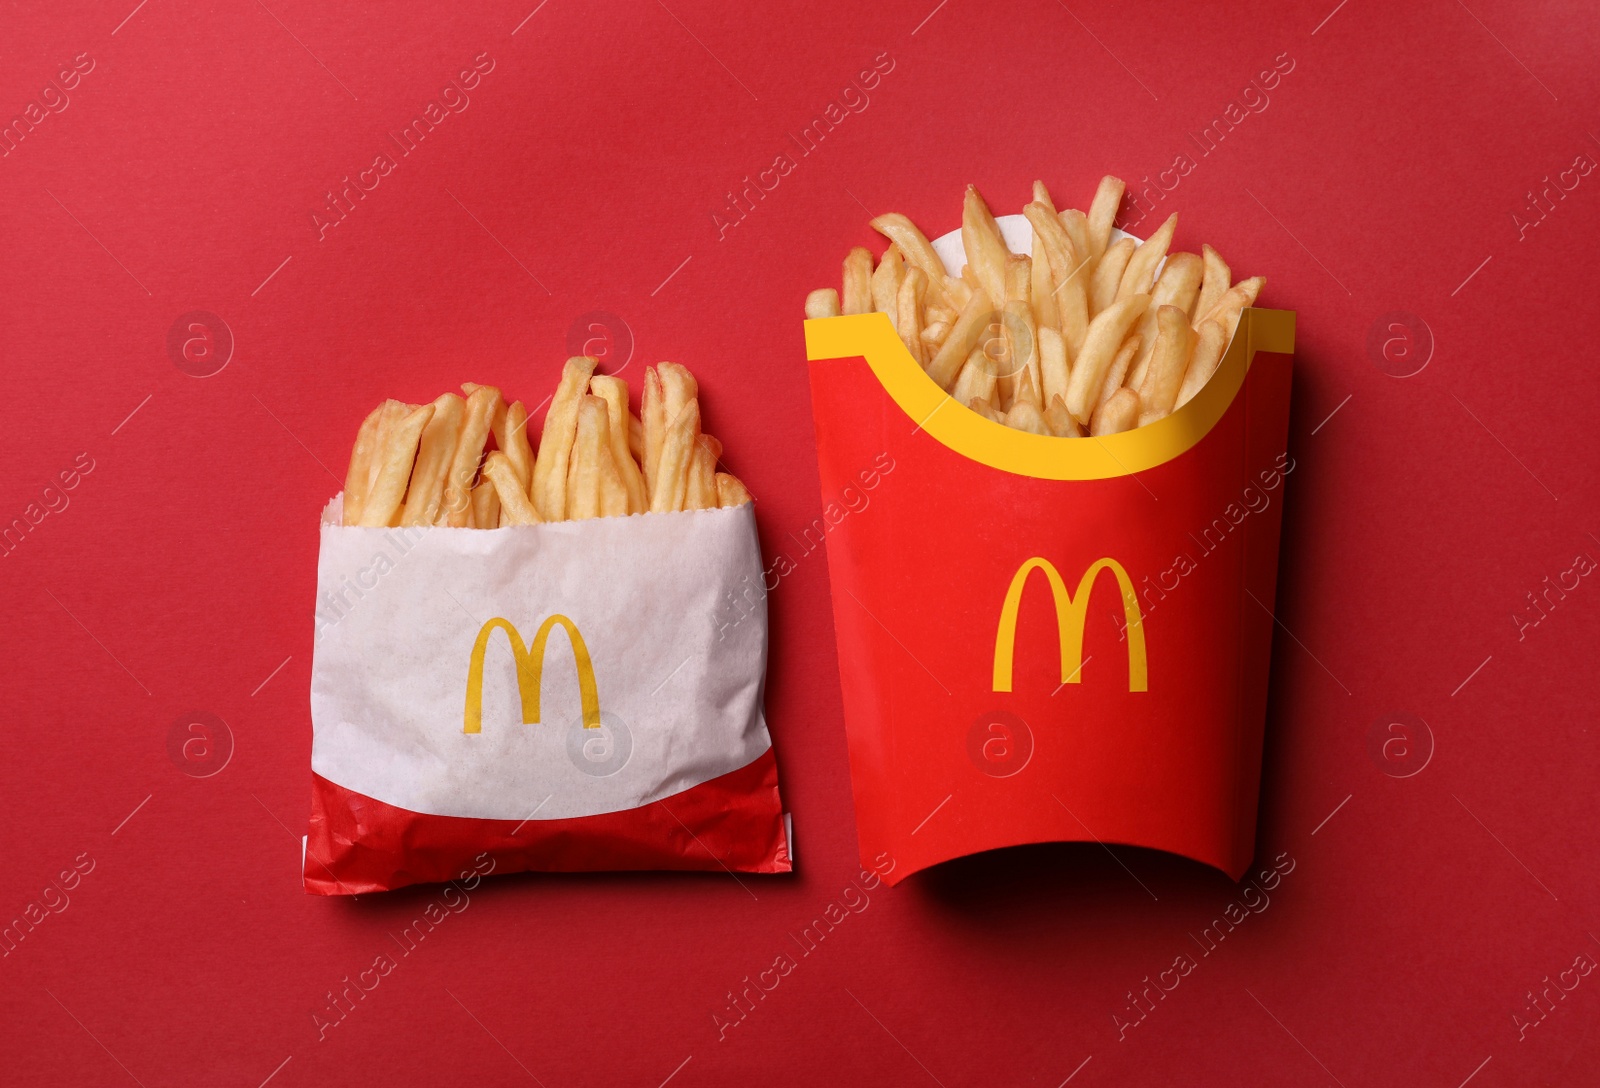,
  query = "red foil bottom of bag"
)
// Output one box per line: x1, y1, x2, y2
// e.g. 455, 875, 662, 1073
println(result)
304, 748, 790, 895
